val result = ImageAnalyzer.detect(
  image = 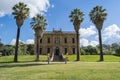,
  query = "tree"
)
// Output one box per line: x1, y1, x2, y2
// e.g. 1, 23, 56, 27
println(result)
69, 8, 84, 61
19, 42, 27, 55
30, 14, 47, 61
89, 6, 107, 61
81, 46, 98, 55
27, 44, 34, 55
115, 46, 120, 56
0, 40, 3, 49
102, 44, 111, 50
0, 39, 4, 56
1, 45, 15, 56
111, 43, 119, 51
12, 2, 29, 62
